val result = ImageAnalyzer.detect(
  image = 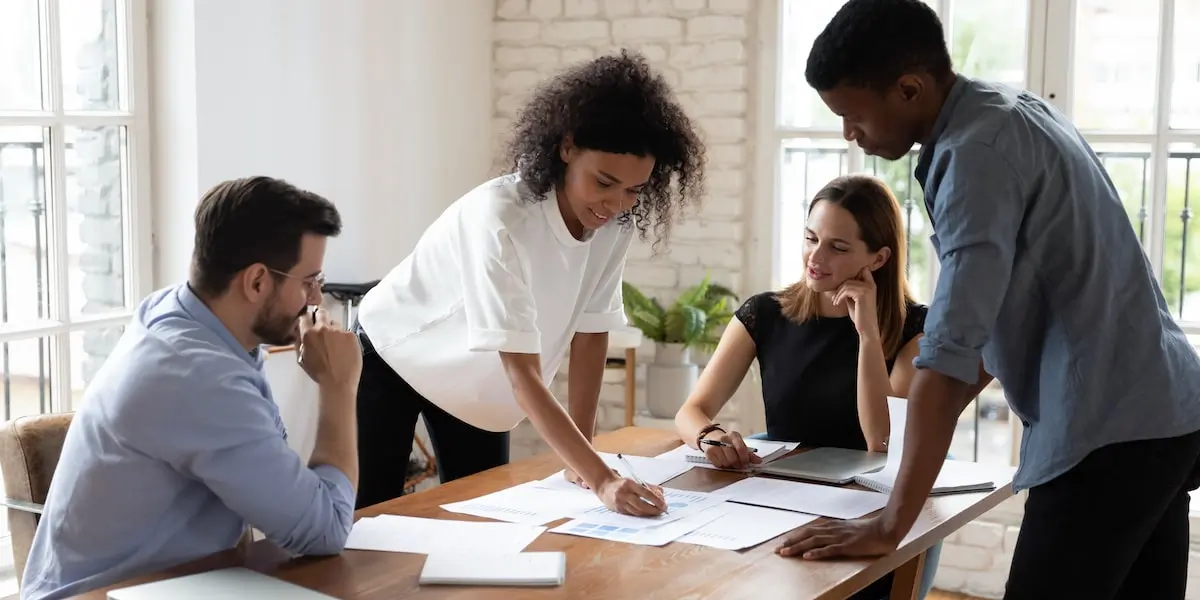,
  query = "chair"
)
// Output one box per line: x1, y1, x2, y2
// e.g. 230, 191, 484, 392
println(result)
321, 280, 436, 492
0, 412, 73, 585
